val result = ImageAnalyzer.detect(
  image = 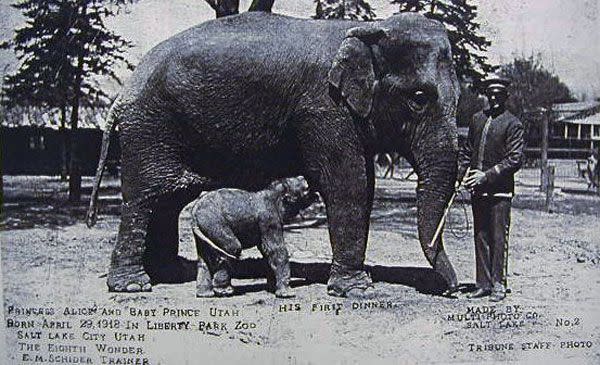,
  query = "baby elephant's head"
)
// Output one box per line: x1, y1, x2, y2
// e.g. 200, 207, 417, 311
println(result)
270, 176, 318, 222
